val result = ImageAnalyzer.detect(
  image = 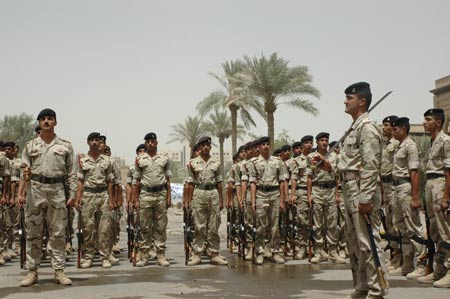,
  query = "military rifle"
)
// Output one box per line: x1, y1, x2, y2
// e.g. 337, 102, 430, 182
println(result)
366, 215, 389, 289
183, 206, 193, 265
19, 207, 26, 269
126, 208, 135, 262
76, 208, 83, 268
423, 207, 435, 275
239, 204, 246, 259
132, 202, 140, 267
226, 208, 231, 250
289, 204, 297, 259
308, 205, 315, 262
252, 211, 256, 263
